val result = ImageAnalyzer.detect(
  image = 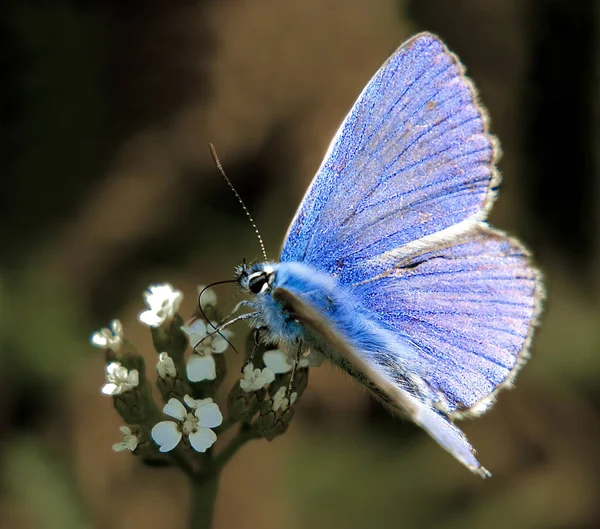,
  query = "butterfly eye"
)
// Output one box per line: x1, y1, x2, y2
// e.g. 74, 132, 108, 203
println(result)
248, 272, 268, 294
